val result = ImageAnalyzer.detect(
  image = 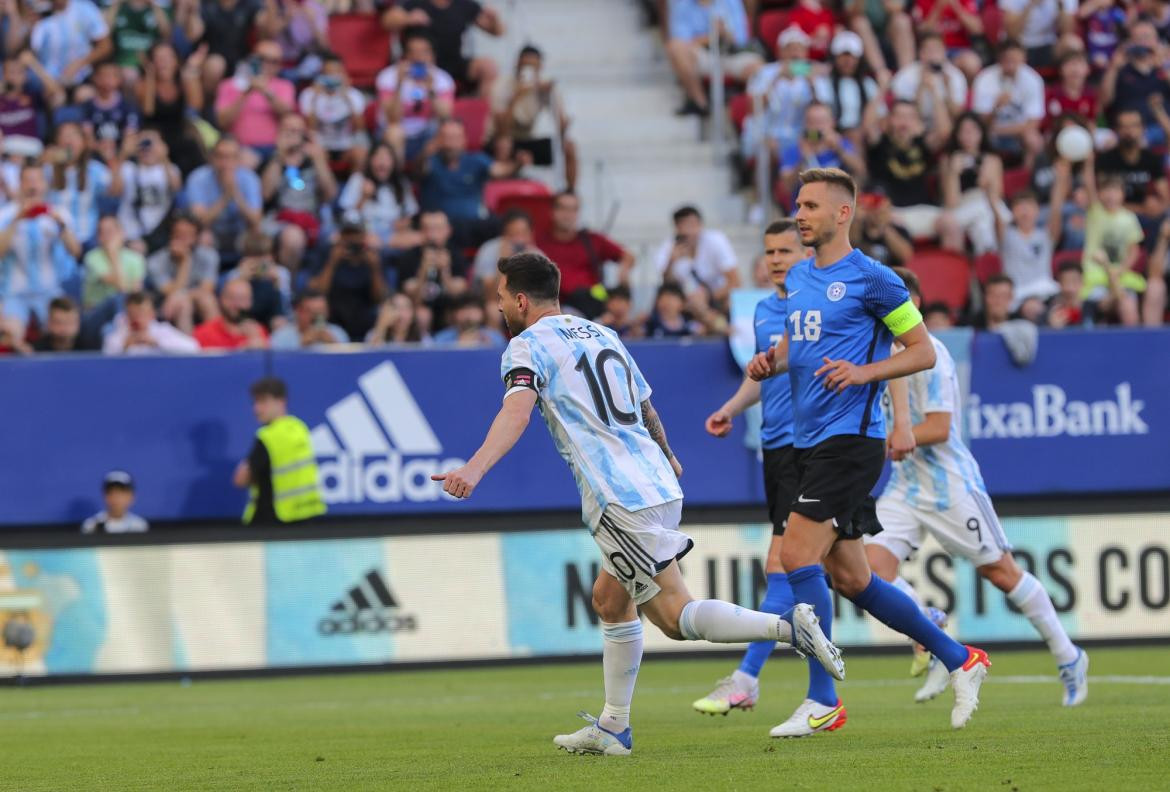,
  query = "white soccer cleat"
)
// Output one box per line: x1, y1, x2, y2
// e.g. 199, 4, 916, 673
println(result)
1058, 647, 1089, 707
769, 697, 848, 738
915, 657, 951, 703
693, 674, 759, 716
790, 603, 846, 681
553, 712, 632, 756
950, 646, 991, 729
